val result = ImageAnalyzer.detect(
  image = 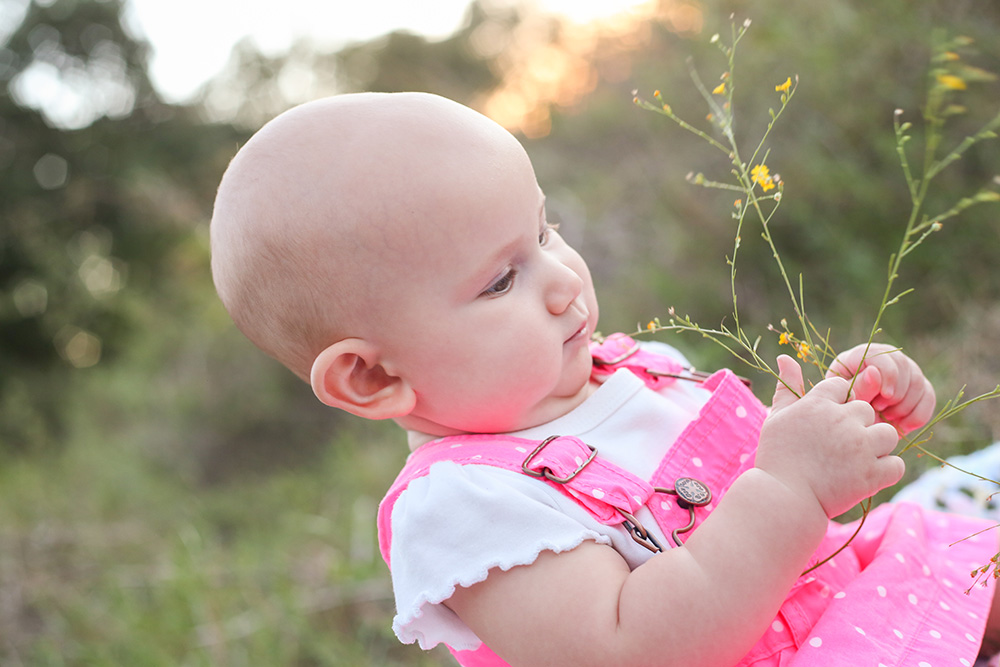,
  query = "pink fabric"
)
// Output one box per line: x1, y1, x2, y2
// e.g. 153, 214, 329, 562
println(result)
378, 433, 655, 566
589, 332, 685, 389
377, 335, 997, 666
